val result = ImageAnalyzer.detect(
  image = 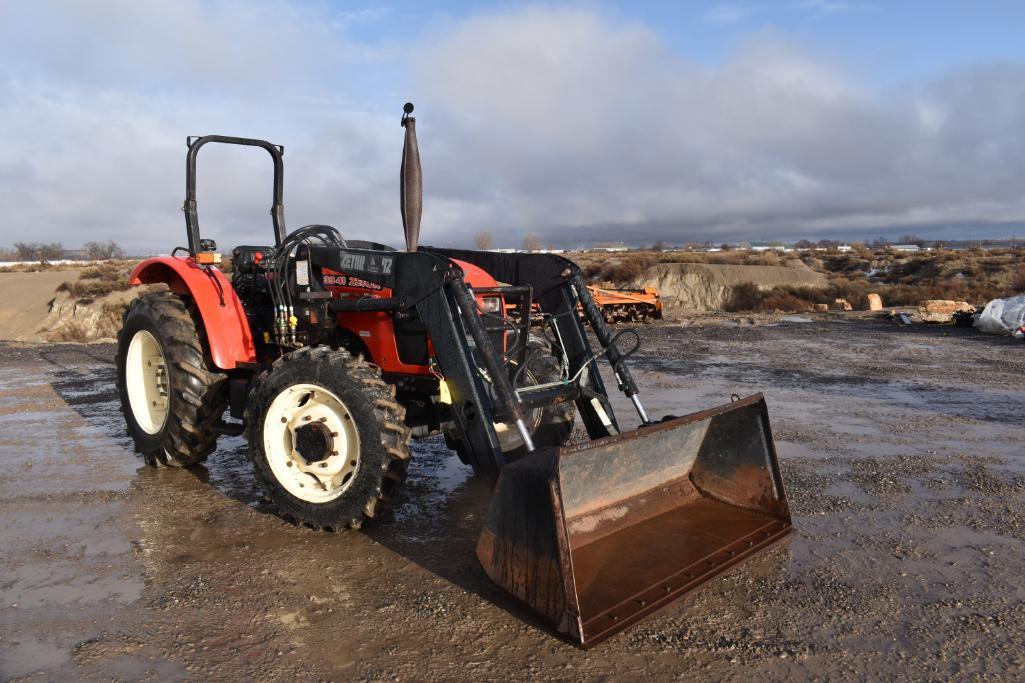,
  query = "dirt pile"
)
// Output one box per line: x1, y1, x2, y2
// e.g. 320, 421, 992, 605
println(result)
42, 288, 149, 342
635, 262, 828, 311
0, 268, 149, 342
